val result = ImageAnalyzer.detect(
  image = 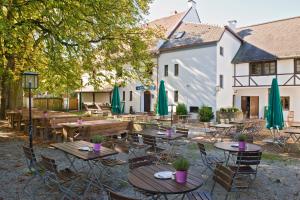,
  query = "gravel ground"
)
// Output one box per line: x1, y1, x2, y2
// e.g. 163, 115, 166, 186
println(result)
0, 122, 300, 200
